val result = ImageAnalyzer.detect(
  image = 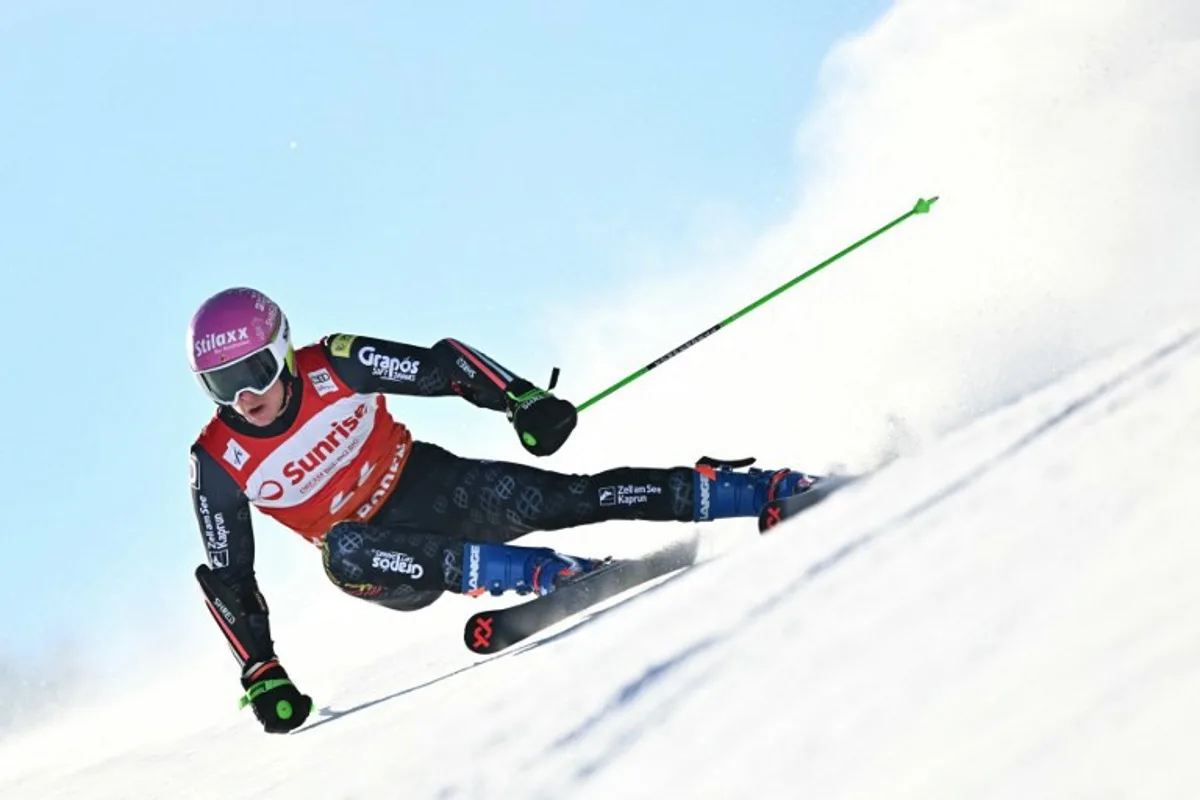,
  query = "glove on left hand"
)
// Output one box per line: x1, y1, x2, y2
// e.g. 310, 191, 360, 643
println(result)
505, 379, 577, 456
240, 660, 313, 734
